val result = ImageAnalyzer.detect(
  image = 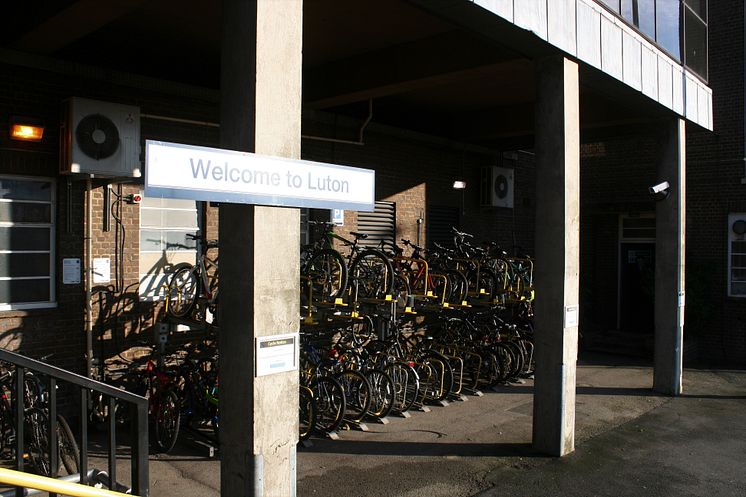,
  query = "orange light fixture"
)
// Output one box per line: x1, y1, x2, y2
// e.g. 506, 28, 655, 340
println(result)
10, 119, 45, 142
